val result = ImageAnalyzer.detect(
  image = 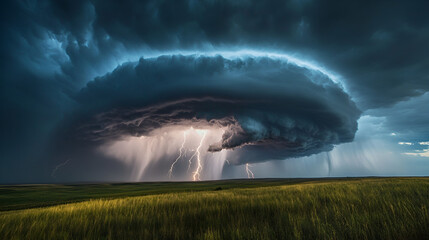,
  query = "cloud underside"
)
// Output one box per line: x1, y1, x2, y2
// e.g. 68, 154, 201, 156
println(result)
75, 55, 360, 163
